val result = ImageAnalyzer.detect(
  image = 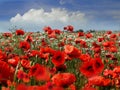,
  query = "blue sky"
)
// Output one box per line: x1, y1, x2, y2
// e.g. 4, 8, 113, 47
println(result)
0, 0, 120, 32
